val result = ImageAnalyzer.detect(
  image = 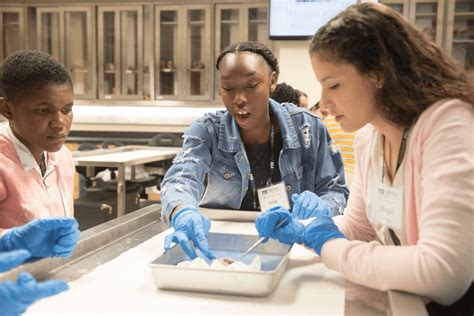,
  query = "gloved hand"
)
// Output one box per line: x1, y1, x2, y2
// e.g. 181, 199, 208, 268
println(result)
302, 215, 346, 255
164, 206, 215, 261
0, 249, 32, 273
291, 191, 329, 220
0, 218, 80, 258
256, 206, 304, 245
0, 272, 69, 315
